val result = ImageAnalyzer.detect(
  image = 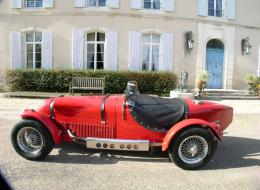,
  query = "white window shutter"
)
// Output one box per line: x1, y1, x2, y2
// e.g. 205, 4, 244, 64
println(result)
227, 0, 236, 19
163, 0, 174, 12
42, 31, 53, 69
73, 30, 84, 70
131, 0, 142, 9
129, 31, 141, 71
197, 0, 208, 16
12, 32, 22, 69
43, 0, 54, 8
104, 31, 118, 70
162, 33, 173, 71
12, 0, 22, 8
74, 0, 85, 7
108, 0, 119, 9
